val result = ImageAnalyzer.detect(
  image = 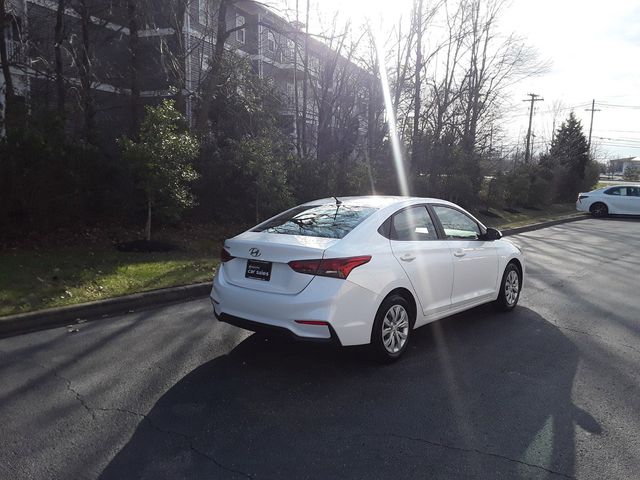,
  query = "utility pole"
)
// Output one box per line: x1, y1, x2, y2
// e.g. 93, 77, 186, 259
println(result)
585, 99, 601, 156
523, 93, 544, 163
